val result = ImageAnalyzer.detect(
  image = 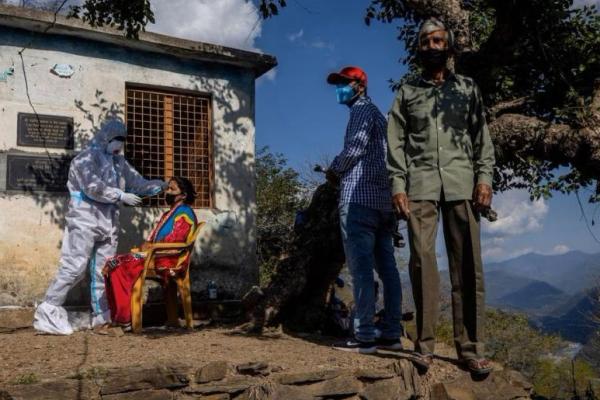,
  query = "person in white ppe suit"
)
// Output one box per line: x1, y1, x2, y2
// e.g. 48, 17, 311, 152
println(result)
33, 118, 166, 335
